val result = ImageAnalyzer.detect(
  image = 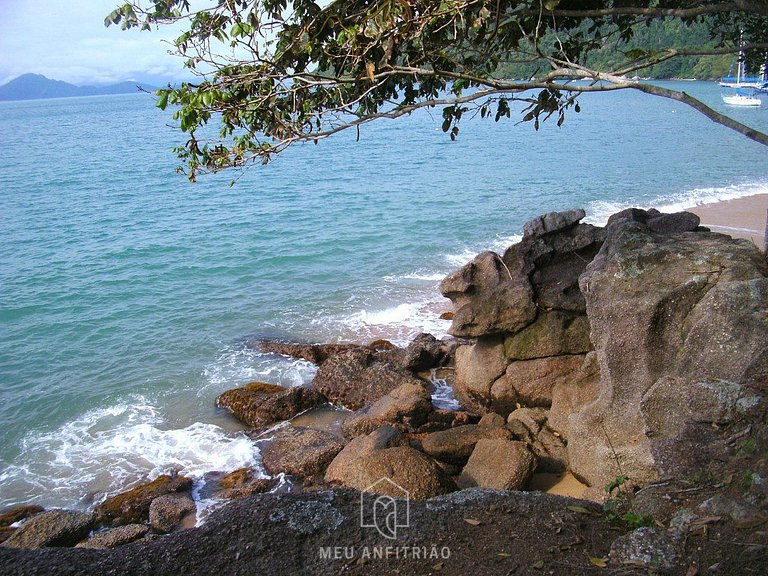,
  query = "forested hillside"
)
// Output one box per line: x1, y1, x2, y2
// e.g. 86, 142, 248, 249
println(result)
496, 20, 732, 80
